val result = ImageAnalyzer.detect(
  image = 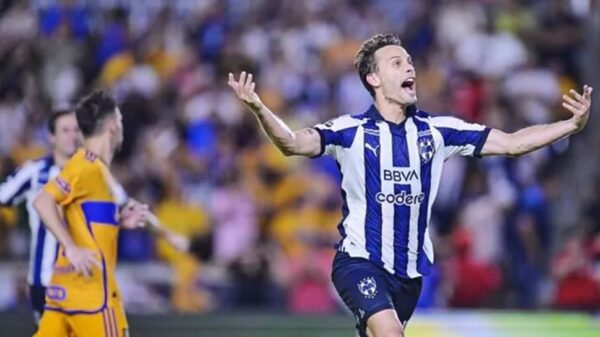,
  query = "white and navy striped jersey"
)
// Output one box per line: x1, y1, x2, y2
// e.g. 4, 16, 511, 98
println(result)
0, 156, 60, 287
0, 155, 130, 287
314, 105, 490, 278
